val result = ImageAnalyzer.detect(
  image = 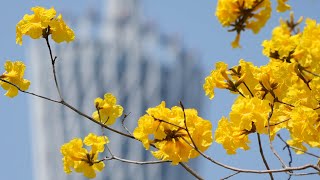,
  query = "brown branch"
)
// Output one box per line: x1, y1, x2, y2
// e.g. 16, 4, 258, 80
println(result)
220, 172, 240, 180
61, 100, 135, 139
152, 116, 186, 130
180, 101, 198, 150
121, 112, 133, 135
303, 68, 320, 77
266, 102, 288, 169
266, 118, 291, 127
243, 81, 254, 97
179, 162, 204, 180
100, 156, 169, 165
0, 79, 60, 103
257, 133, 274, 179
44, 36, 63, 100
